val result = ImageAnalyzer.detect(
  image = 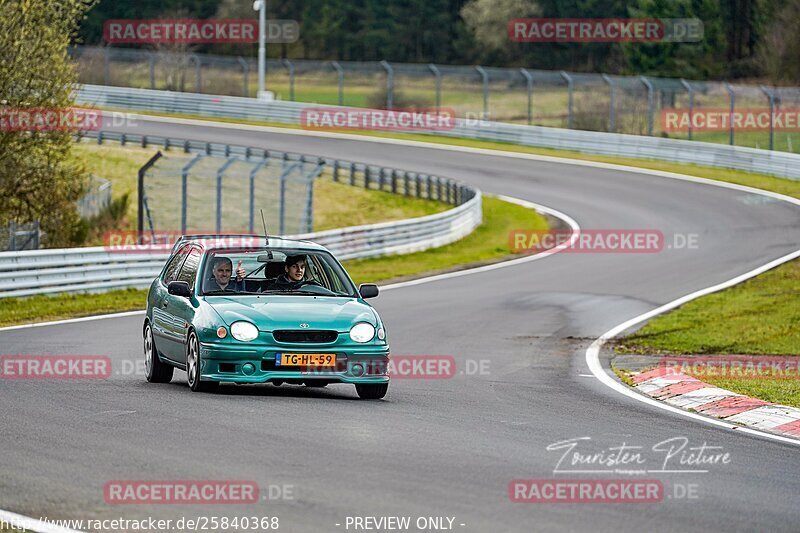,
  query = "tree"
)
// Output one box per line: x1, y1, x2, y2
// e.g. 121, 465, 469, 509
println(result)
0, 0, 96, 245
